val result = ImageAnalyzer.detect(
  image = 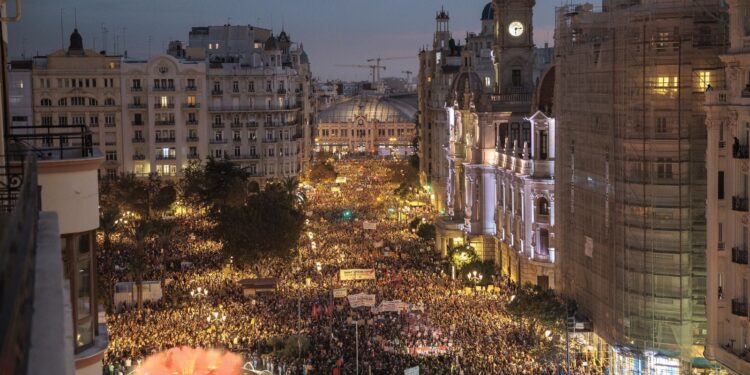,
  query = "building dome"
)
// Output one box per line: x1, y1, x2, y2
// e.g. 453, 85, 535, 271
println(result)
68, 28, 83, 53
481, 3, 494, 21
318, 96, 416, 123
449, 71, 484, 109
264, 35, 278, 51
